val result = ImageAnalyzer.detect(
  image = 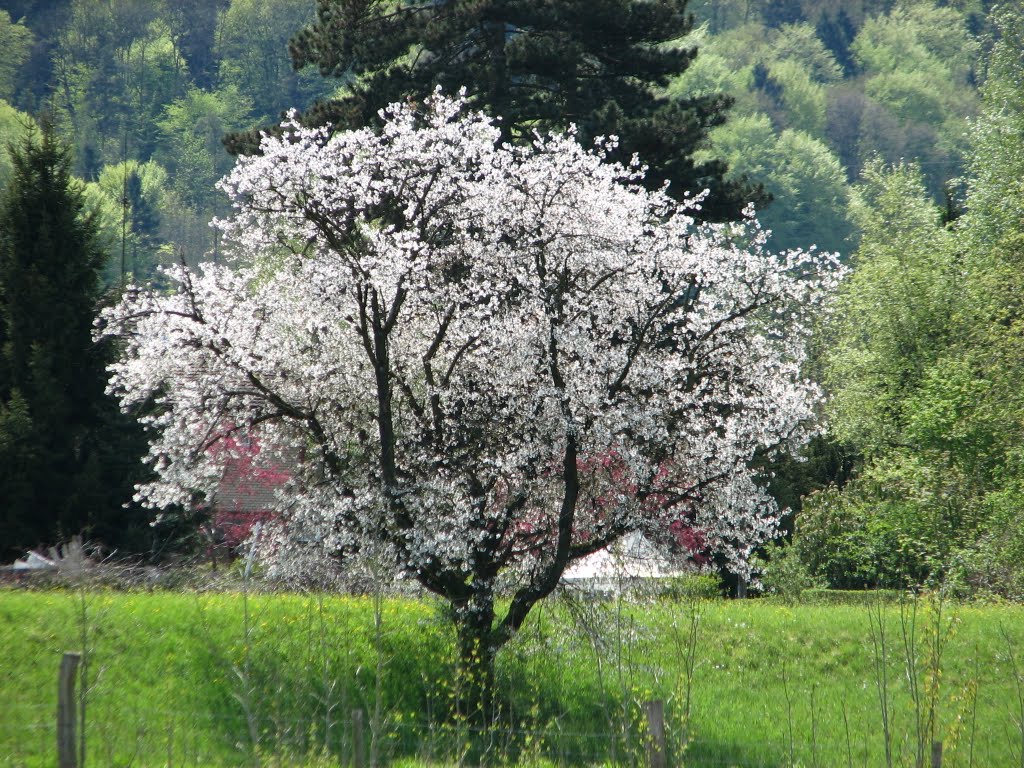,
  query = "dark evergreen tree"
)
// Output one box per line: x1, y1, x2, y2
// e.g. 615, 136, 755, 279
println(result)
816, 9, 857, 77
0, 0, 72, 112
761, 0, 804, 29
163, 0, 230, 90
0, 121, 149, 558
226, 0, 763, 220
751, 62, 784, 102
125, 168, 161, 281
125, 170, 158, 242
